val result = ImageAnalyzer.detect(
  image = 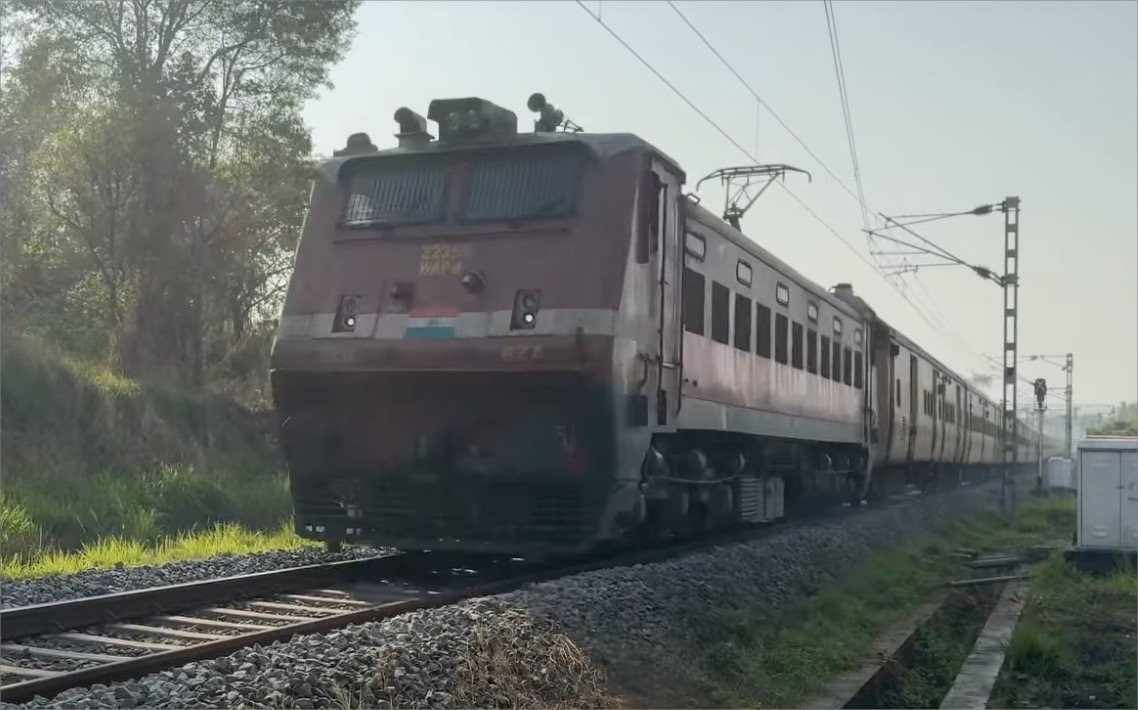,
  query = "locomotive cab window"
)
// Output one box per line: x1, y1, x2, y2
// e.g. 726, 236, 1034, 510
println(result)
340, 158, 447, 227
734, 294, 752, 351
854, 351, 864, 389
842, 347, 852, 386
635, 170, 662, 264
463, 148, 583, 222
711, 281, 730, 345
682, 267, 705, 335
831, 341, 842, 382
774, 314, 789, 364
